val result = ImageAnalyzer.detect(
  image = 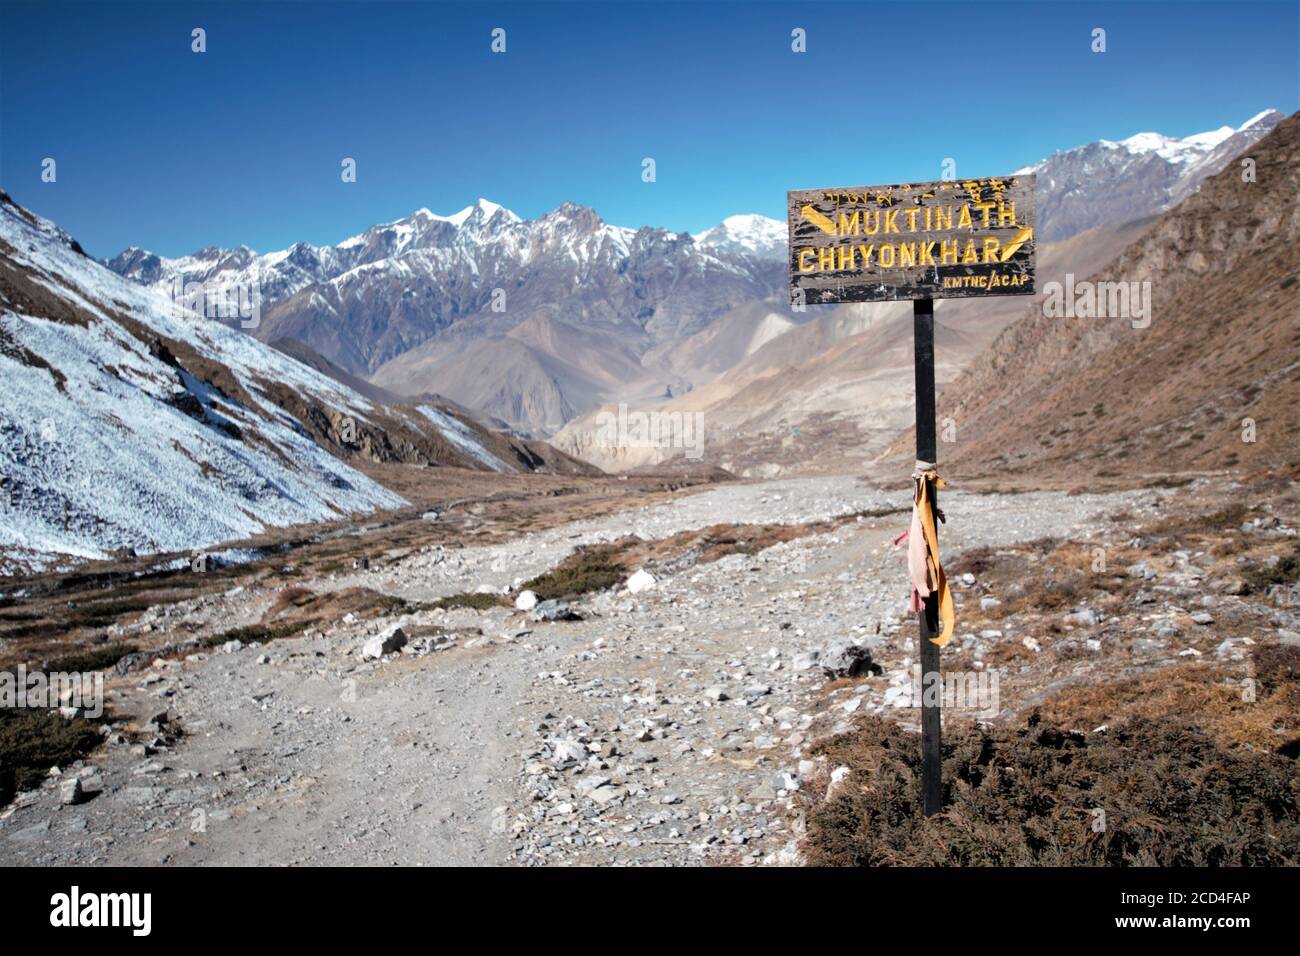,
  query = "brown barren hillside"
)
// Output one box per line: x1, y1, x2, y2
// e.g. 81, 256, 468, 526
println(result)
885, 112, 1300, 482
